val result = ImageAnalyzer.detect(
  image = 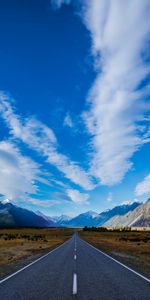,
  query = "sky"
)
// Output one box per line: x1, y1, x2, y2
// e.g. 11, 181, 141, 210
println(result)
0, 0, 150, 217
